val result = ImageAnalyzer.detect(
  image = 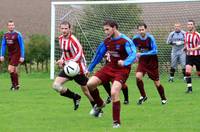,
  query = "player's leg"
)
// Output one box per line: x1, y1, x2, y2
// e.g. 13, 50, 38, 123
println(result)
169, 52, 178, 82
136, 72, 147, 105
87, 76, 104, 107
102, 82, 111, 98
52, 75, 81, 110
80, 85, 104, 116
121, 84, 129, 104
102, 82, 112, 104
9, 55, 22, 90
147, 61, 167, 104
185, 64, 193, 93
185, 55, 193, 93
87, 76, 105, 117
73, 75, 96, 108
80, 85, 96, 106
153, 80, 167, 104
111, 80, 122, 128
180, 52, 186, 81
8, 65, 18, 90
